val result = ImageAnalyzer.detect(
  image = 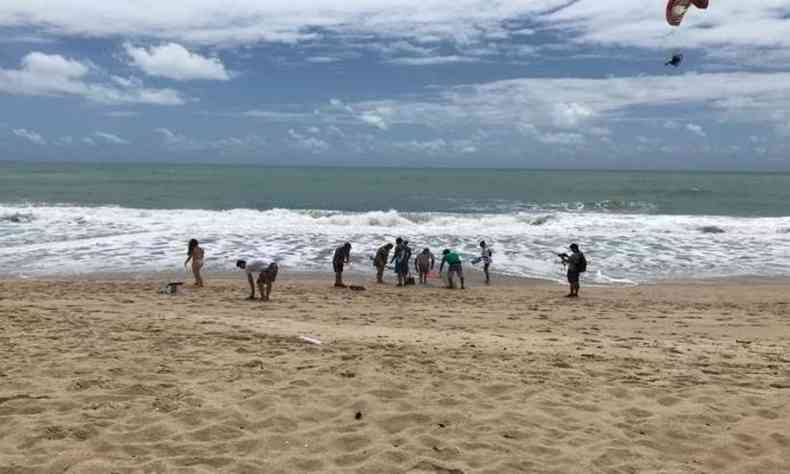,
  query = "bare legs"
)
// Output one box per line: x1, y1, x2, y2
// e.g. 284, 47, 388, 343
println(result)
247, 273, 273, 301
376, 265, 385, 284
192, 261, 204, 287
257, 279, 272, 301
